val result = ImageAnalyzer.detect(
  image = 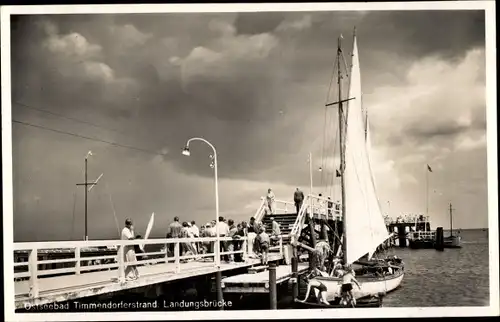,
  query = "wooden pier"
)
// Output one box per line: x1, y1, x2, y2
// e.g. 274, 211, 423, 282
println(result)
13, 235, 287, 309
